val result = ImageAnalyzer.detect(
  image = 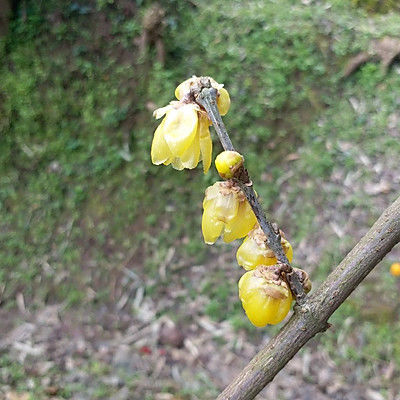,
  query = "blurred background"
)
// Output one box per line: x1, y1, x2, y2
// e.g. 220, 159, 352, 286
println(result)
1, 0, 400, 399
